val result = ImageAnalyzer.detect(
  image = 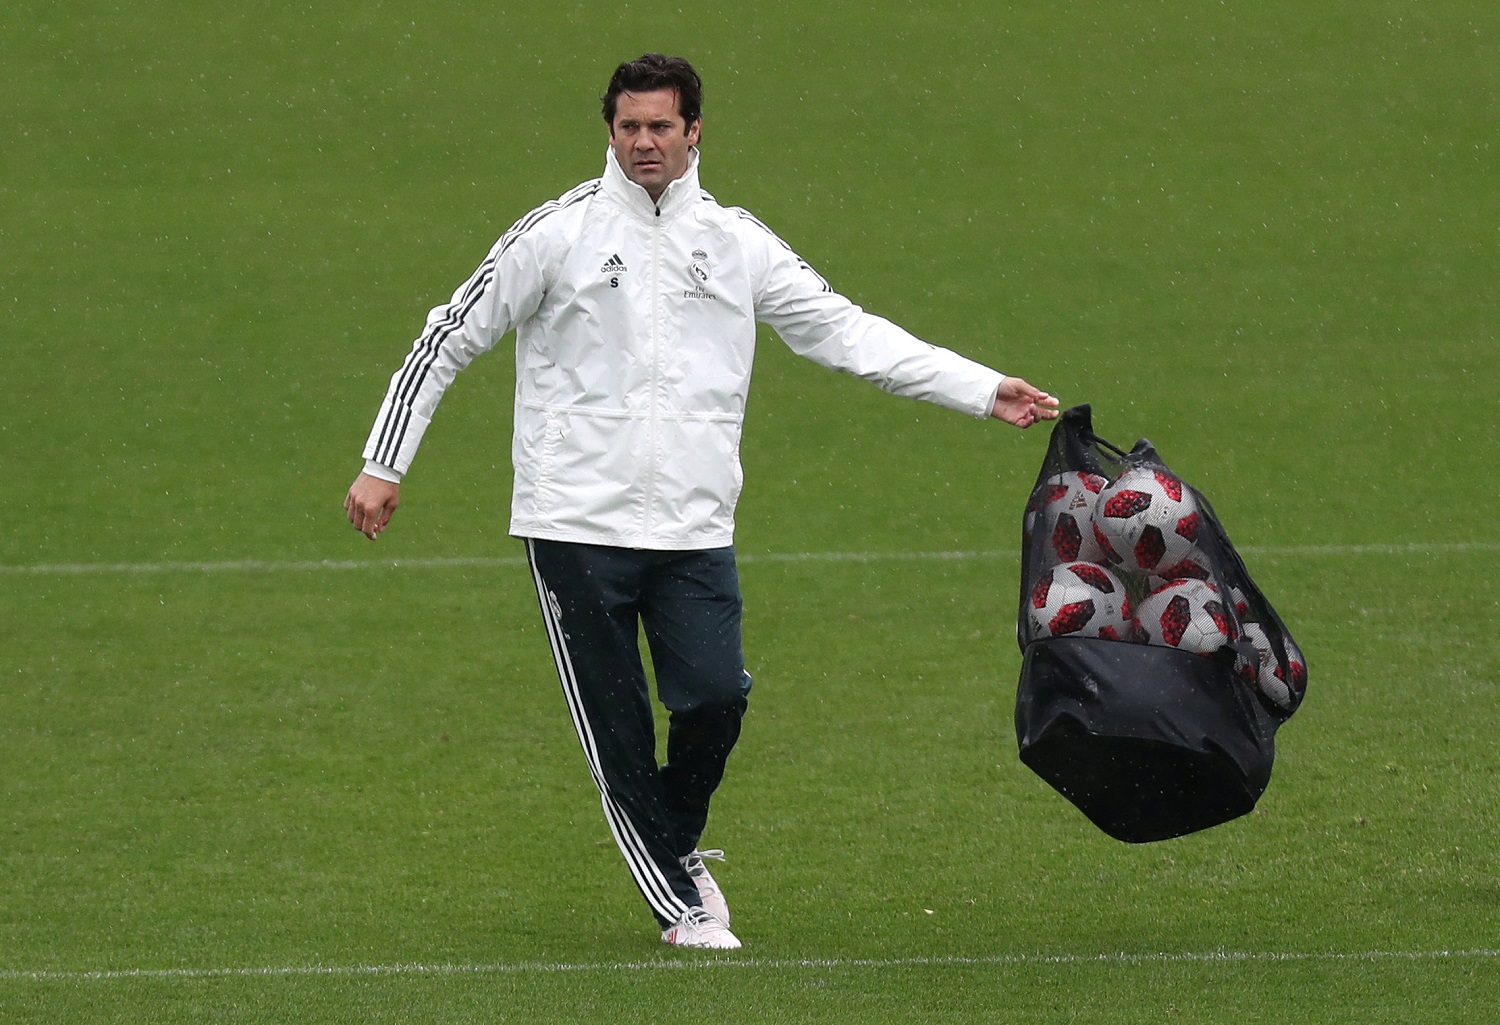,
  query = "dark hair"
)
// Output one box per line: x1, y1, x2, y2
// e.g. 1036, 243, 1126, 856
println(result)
601, 54, 703, 127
